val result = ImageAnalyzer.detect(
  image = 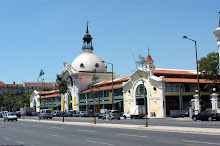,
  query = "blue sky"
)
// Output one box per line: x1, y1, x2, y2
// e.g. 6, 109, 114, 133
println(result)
0, 0, 220, 84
